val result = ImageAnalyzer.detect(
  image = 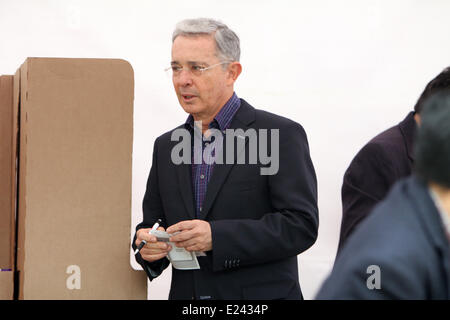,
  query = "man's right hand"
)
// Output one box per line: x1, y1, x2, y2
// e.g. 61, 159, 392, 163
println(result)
135, 227, 172, 262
